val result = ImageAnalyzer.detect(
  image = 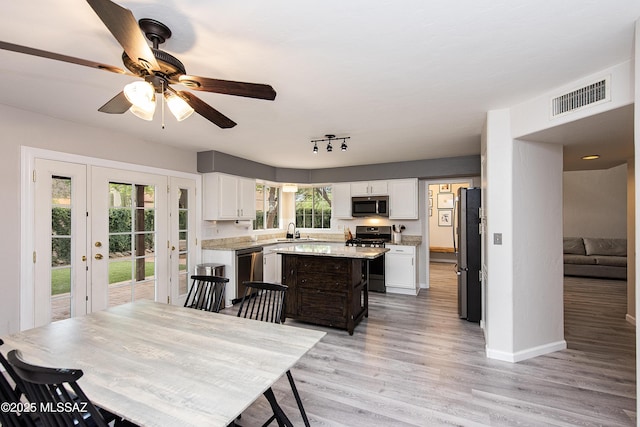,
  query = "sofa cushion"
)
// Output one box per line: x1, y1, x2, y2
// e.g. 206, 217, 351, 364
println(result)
563, 254, 597, 265
583, 238, 627, 256
563, 237, 586, 255
594, 255, 627, 267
